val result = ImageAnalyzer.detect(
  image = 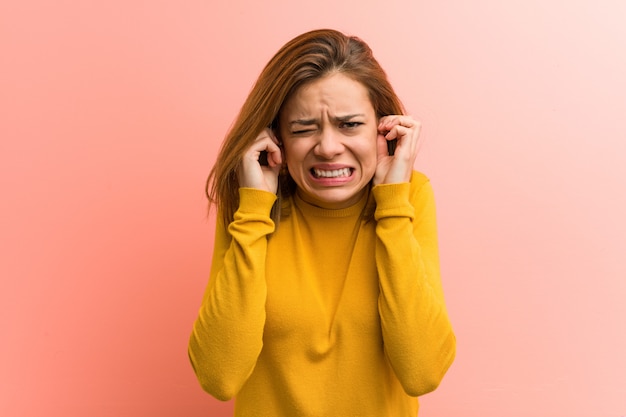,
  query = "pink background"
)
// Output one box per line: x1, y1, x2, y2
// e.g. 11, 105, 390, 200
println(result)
2, 1, 625, 416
